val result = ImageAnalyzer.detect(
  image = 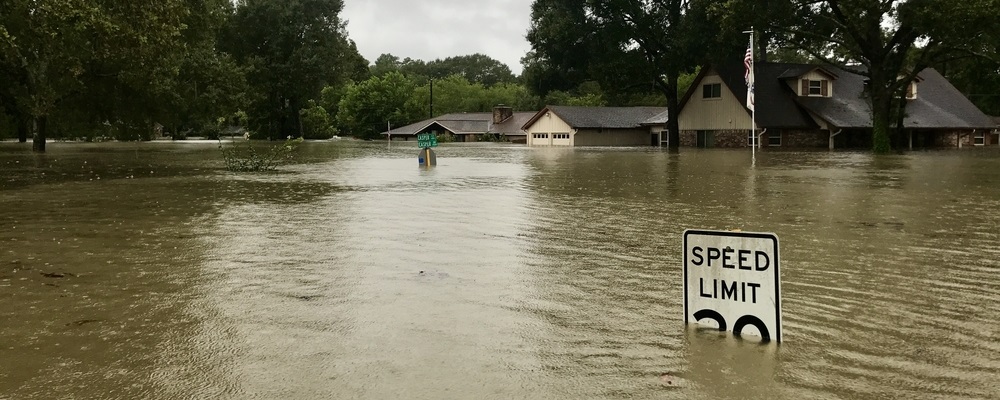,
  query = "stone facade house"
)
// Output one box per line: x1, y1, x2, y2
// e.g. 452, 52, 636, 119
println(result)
679, 62, 997, 149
